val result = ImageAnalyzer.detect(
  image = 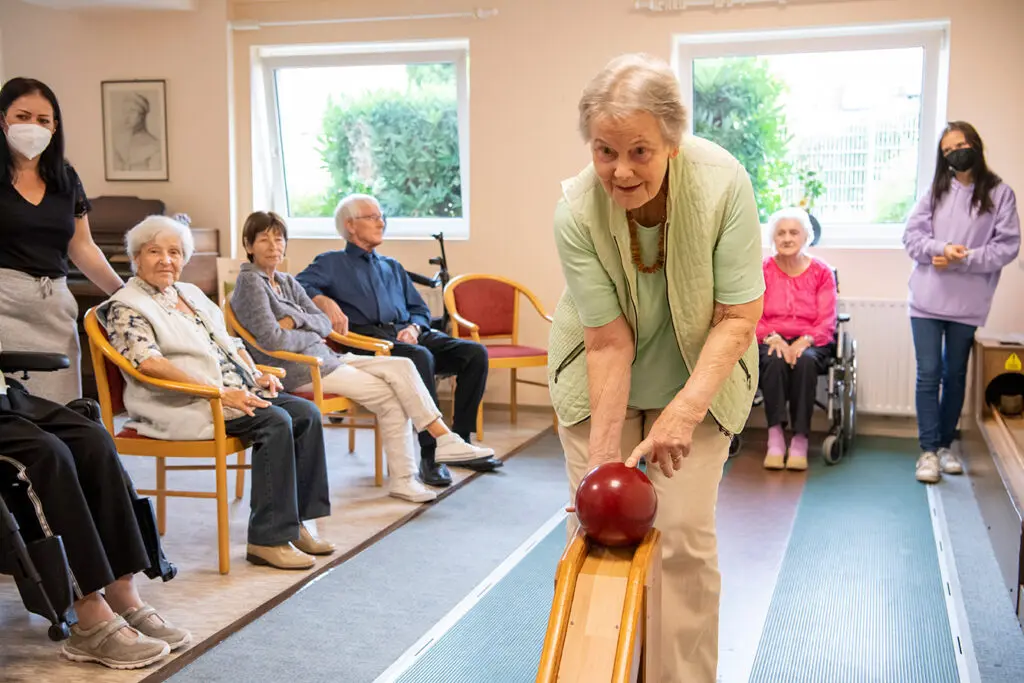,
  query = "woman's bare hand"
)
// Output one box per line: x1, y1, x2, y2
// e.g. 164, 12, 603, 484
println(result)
221, 389, 270, 417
